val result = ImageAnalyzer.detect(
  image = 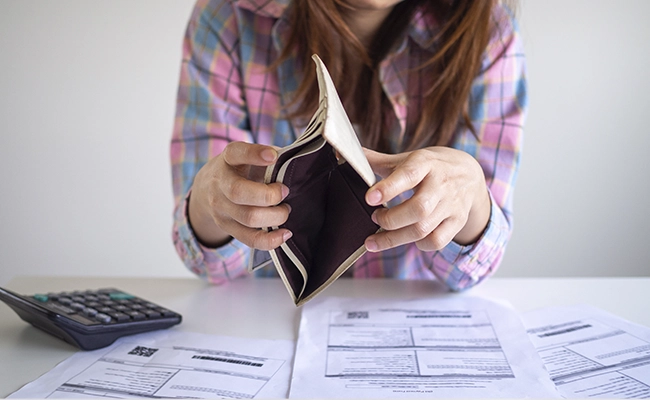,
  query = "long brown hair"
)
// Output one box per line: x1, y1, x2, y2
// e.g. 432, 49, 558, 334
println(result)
274, 0, 502, 152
